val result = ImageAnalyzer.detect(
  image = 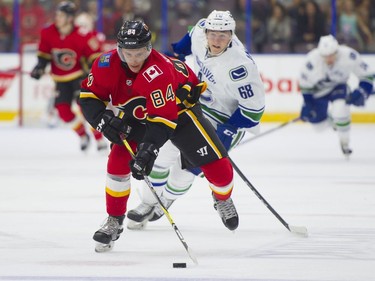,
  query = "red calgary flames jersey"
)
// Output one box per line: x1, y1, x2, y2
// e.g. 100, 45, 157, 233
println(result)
81, 49, 199, 128
37, 24, 101, 82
